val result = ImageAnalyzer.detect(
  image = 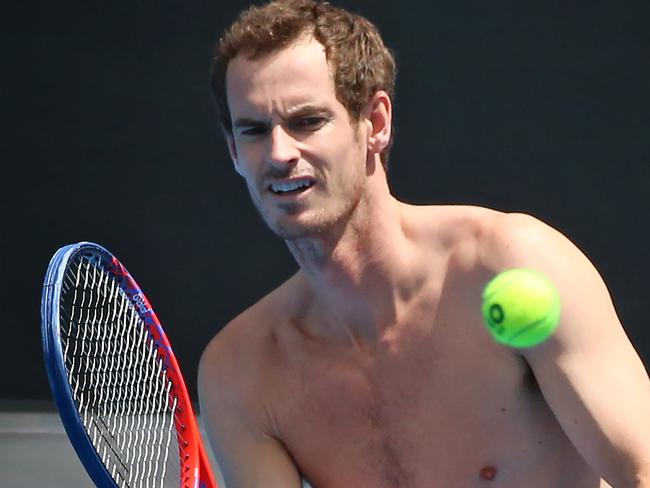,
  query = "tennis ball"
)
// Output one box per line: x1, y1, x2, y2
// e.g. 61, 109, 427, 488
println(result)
481, 268, 561, 348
